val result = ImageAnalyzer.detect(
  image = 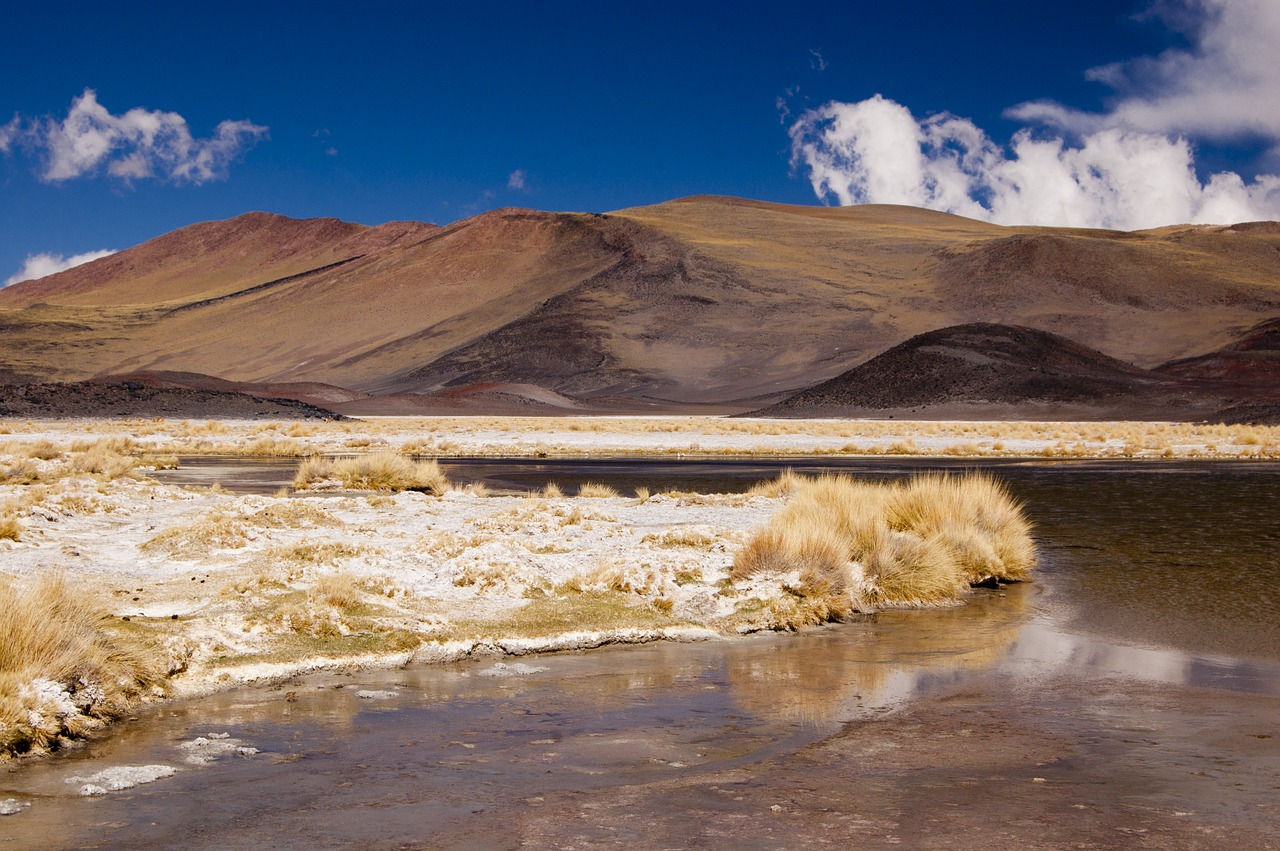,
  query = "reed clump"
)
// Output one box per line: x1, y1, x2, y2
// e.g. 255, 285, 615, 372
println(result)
0, 574, 162, 756
733, 472, 1034, 627
293, 451, 450, 493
